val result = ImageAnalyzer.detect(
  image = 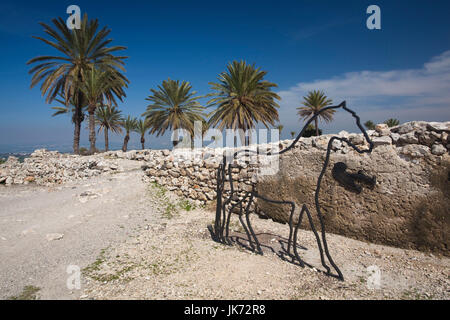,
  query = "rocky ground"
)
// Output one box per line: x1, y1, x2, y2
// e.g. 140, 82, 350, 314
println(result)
2, 164, 448, 301
0, 158, 153, 299
80, 184, 449, 300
